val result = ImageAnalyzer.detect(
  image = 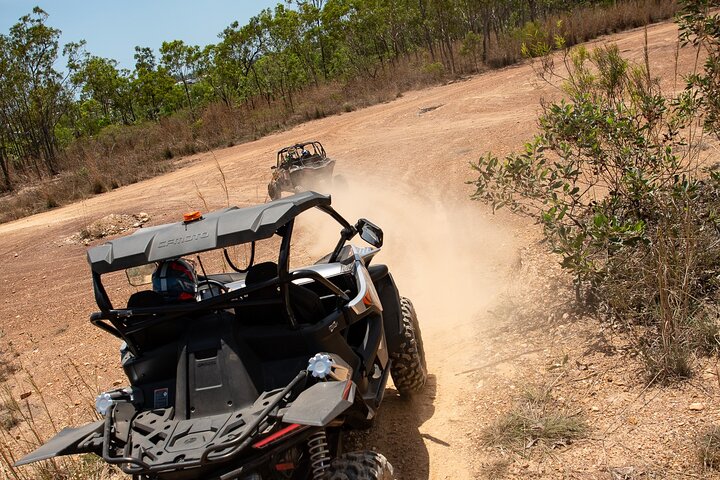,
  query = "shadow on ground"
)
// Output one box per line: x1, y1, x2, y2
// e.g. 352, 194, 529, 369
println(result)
346, 374, 437, 479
